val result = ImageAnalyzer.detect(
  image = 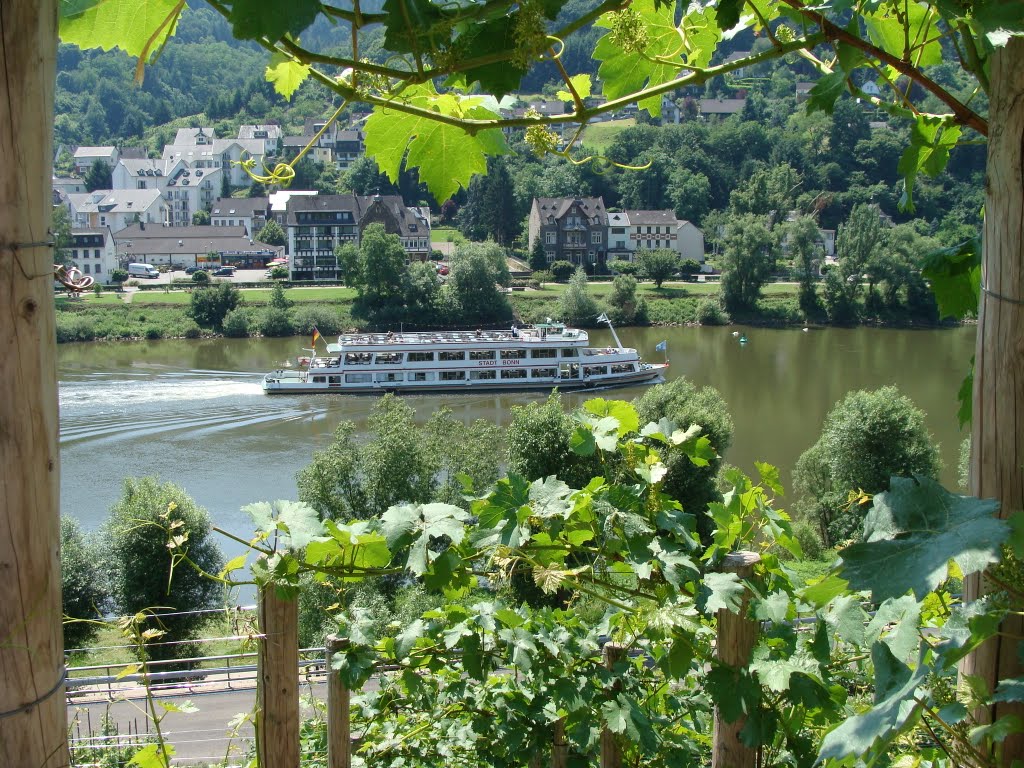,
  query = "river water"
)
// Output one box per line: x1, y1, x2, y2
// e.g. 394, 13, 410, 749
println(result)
59, 325, 975, 552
